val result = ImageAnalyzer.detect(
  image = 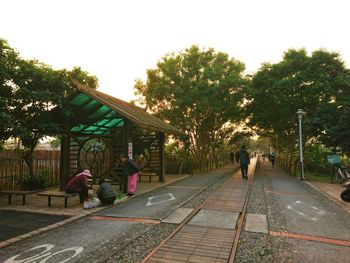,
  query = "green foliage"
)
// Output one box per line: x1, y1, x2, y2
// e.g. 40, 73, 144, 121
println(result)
0, 38, 99, 176
49, 137, 61, 149
69, 66, 99, 89
0, 39, 20, 143
304, 172, 331, 183
304, 141, 332, 165
135, 45, 246, 171
18, 171, 51, 190
246, 48, 350, 158
165, 142, 185, 174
